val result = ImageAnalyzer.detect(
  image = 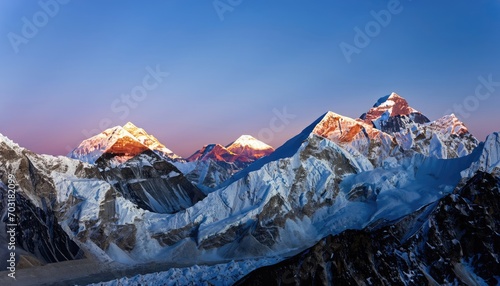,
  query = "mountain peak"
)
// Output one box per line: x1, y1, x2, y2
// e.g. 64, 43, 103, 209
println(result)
372, 92, 401, 107
361, 92, 430, 133
369, 92, 416, 114
68, 123, 182, 164
188, 136, 274, 167
226, 135, 274, 151
187, 143, 236, 162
